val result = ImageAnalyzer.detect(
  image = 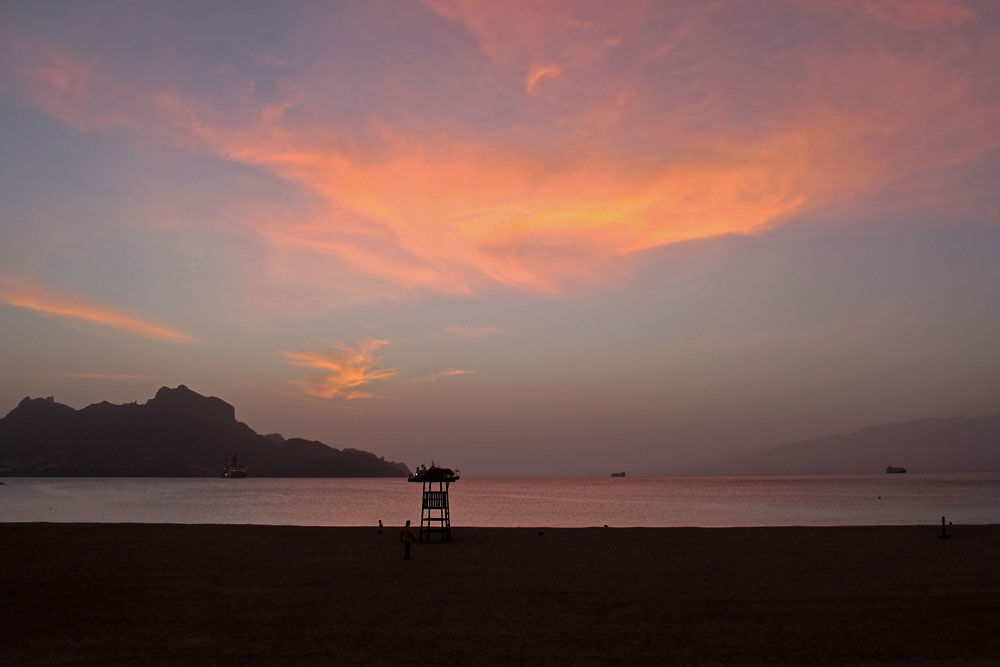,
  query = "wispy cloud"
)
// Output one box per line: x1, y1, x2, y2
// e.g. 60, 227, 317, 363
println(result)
0, 278, 198, 344
444, 324, 501, 338
424, 0, 629, 74
410, 369, 475, 384
282, 339, 397, 399
2, 371, 145, 381
831, 0, 974, 30
525, 64, 561, 93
